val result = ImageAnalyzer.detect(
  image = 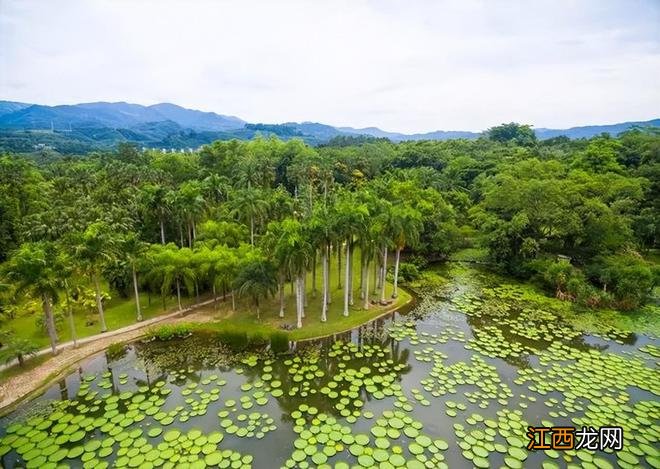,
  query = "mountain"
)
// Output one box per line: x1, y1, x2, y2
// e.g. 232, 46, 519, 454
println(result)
338, 126, 480, 141
535, 119, 660, 140
0, 100, 657, 153
0, 101, 31, 117
0, 101, 245, 131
